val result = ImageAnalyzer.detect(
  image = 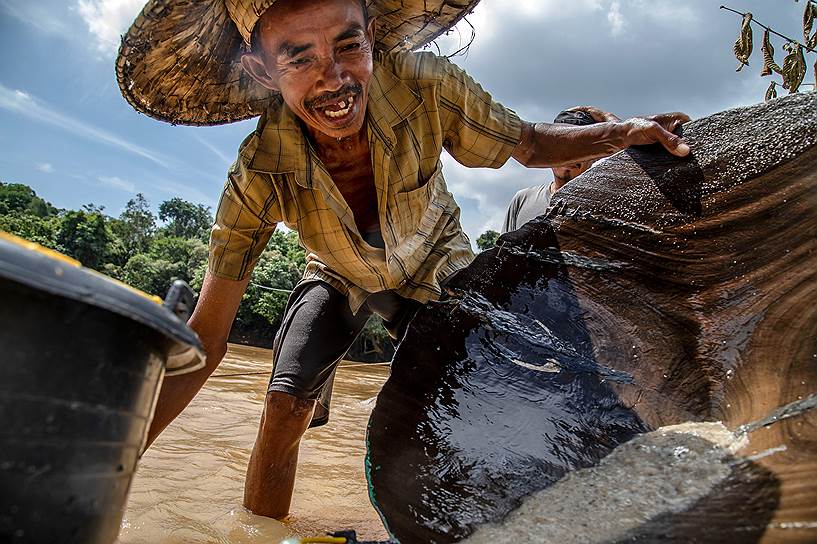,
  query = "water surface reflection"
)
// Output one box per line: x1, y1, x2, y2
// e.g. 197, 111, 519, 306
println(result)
119, 344, 390, 543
